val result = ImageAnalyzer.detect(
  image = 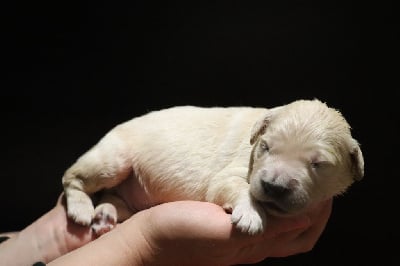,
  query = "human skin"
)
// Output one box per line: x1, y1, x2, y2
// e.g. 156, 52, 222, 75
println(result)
0, 195, 332, 266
